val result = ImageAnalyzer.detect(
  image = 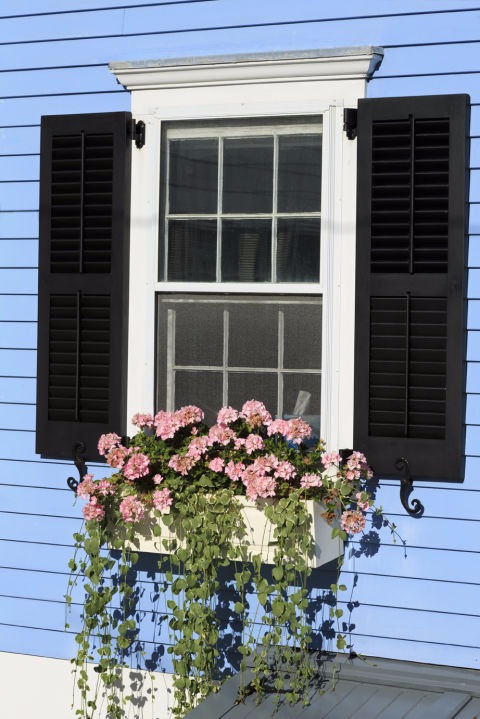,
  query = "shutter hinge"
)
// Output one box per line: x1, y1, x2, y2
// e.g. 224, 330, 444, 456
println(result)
129, 119, 146, 149
343, 108, 357, 140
